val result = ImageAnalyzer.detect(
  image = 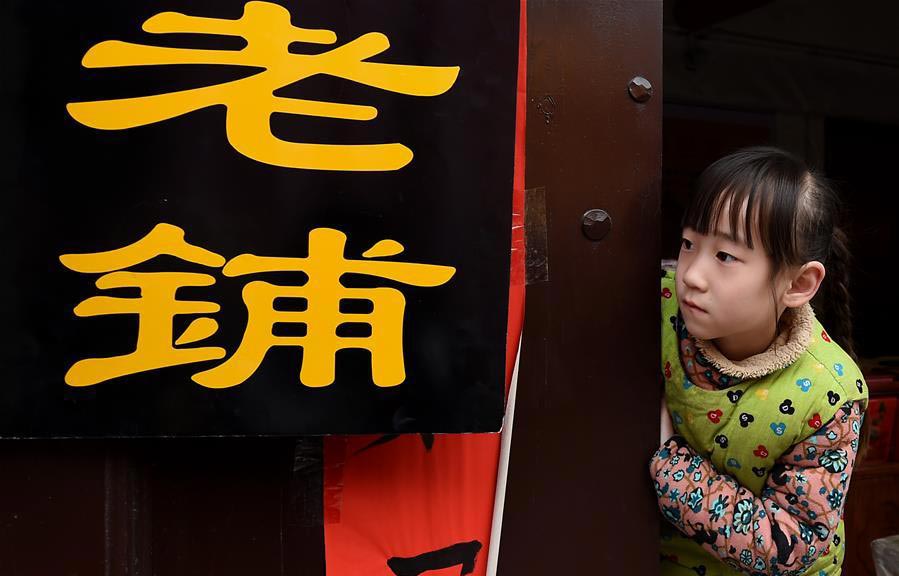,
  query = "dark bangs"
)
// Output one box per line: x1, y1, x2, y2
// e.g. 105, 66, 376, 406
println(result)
680, 146, 811, 275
